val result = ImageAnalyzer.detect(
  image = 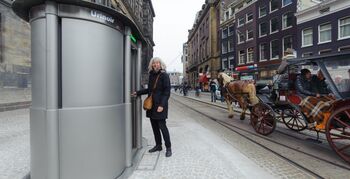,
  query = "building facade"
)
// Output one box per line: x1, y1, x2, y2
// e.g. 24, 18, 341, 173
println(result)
0, 0, 31, 87
186, 0, 221, 90
234, 0, 259, 80
256, 0, 297, 80
141, 0, 155, 84
118, 0, 155, 83
221, 0, 298, 81
181, 43, 188, 83
168, 71, 182, 86
220, 0, 236, 76
296, 0, 350, 58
